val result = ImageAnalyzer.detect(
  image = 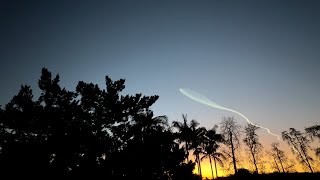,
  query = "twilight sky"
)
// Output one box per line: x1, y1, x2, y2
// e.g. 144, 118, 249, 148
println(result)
1, 0, 320, 152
